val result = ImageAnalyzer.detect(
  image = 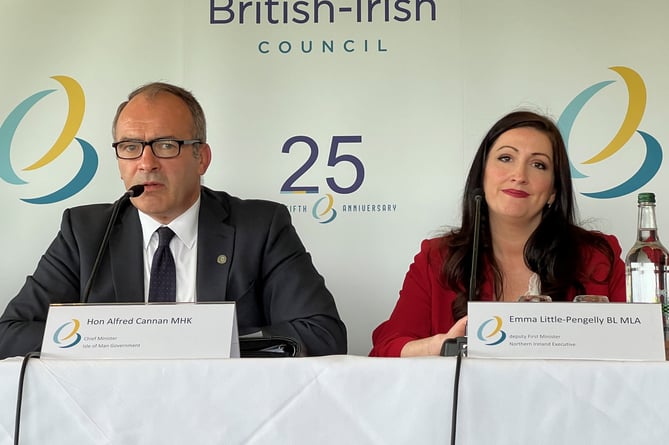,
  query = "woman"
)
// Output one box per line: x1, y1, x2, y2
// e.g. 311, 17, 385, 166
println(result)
370, 111, 626, 357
